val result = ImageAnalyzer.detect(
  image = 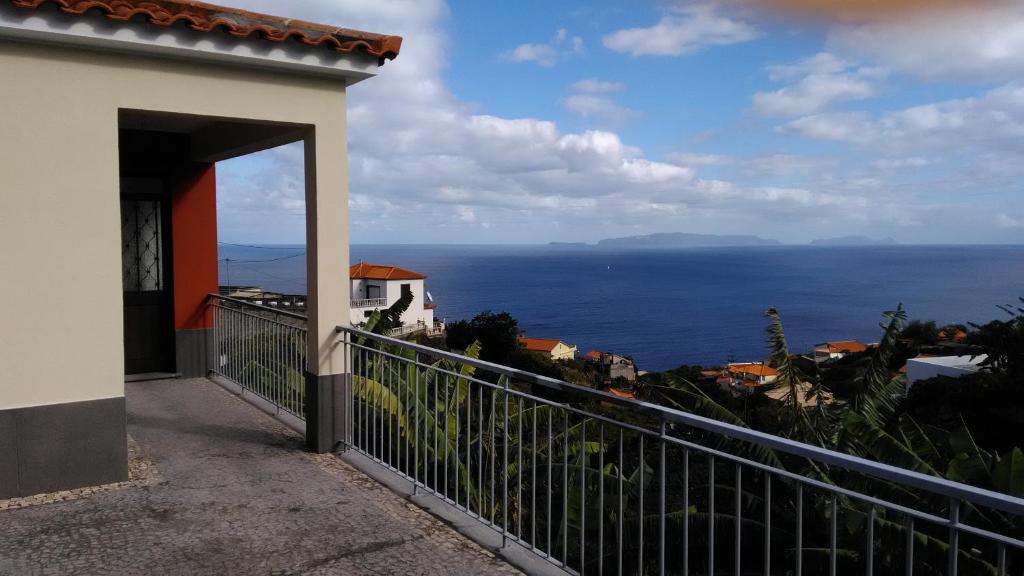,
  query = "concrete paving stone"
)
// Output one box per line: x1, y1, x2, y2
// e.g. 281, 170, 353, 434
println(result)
0, 378, 520, 576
